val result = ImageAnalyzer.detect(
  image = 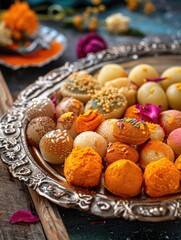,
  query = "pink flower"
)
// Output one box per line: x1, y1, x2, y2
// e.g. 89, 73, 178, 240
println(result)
76, 32, 107, 58
136, 103, 162, 123
9, 210, 40, 224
